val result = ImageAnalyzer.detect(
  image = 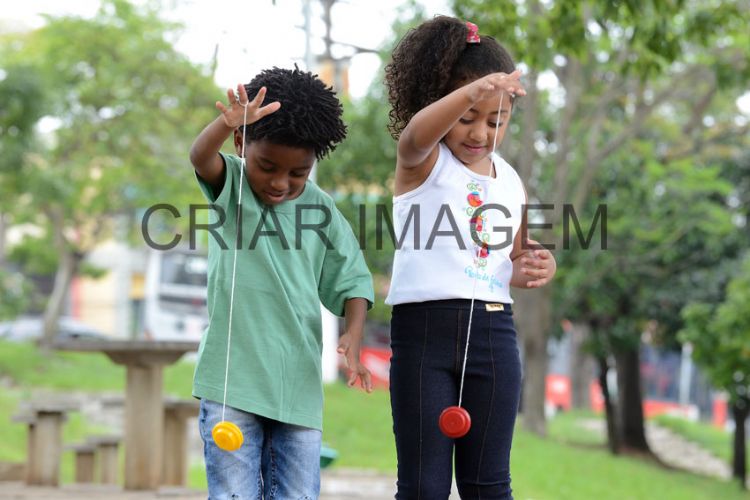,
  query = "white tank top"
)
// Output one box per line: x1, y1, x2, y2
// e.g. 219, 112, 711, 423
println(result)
385, 142, 526, 305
